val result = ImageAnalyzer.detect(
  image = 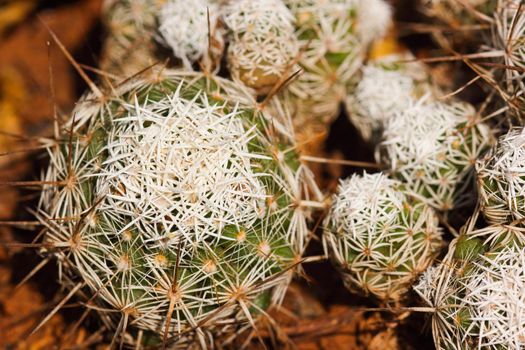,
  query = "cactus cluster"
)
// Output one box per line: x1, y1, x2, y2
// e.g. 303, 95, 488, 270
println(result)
323, 172, 443, 302
415, 224, 525, 349
37, 71, 319, 347
22, 0, 521, 348
414, 126, 525, 349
